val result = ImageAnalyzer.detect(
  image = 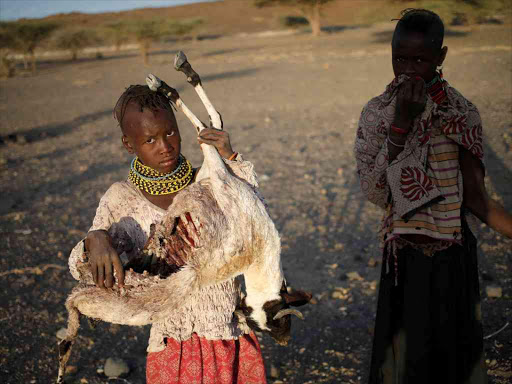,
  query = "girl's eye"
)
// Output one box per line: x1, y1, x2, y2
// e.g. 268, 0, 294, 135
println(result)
167, 132, 175, 137
146, 138, 155, 144
416, 58, 423, 63
394, 57, 404, 63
